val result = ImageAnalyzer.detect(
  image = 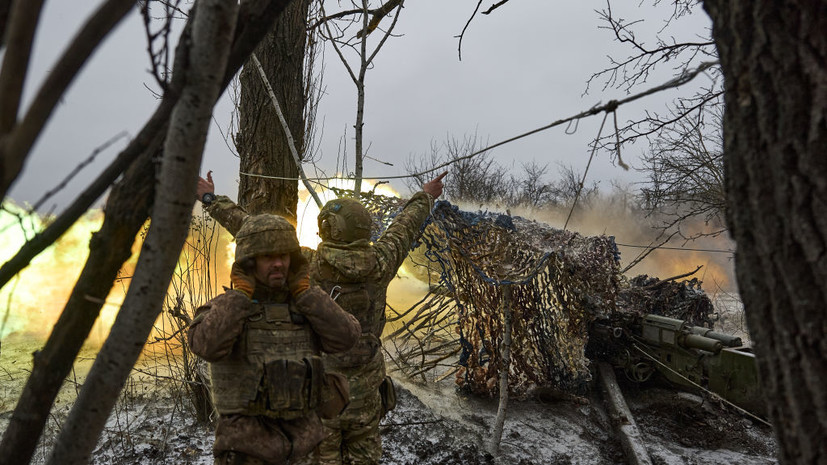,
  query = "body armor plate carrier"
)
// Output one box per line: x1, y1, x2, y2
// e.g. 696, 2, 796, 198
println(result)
210, 302, 325, 419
